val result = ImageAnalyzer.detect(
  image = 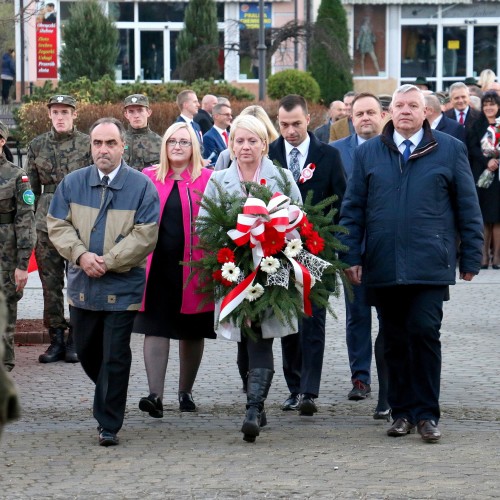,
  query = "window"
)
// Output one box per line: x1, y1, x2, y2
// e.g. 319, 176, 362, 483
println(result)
116, 29, 135, 80
401, 26, 437, 79
139, 2, 185, 22
474, 26, 497, 78
109, 2, 134, 22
